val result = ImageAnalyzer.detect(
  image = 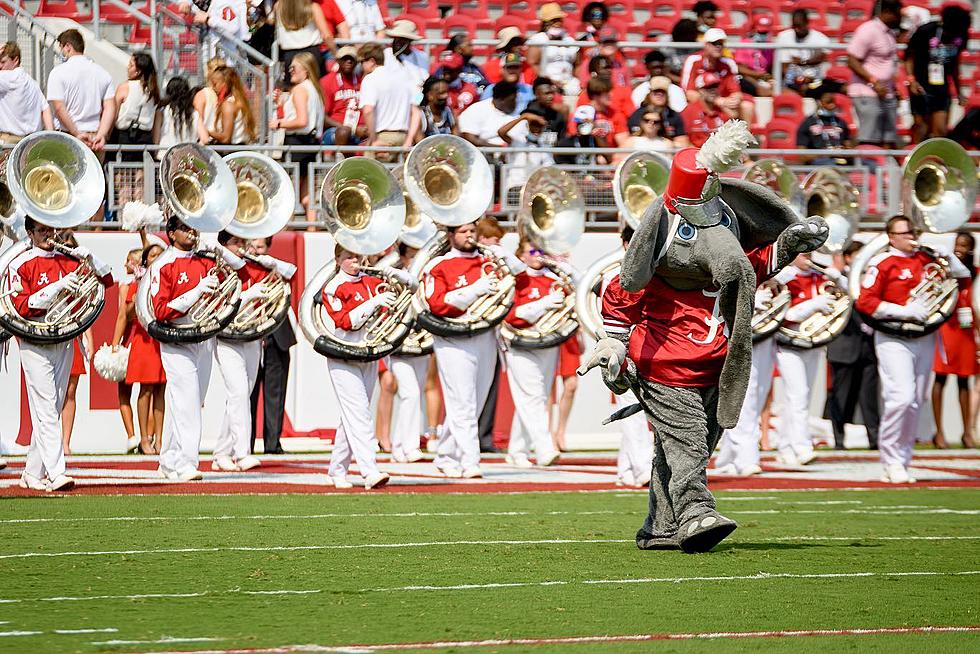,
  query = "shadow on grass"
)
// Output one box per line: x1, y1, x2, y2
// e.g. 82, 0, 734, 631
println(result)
714, 541, 884, 552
